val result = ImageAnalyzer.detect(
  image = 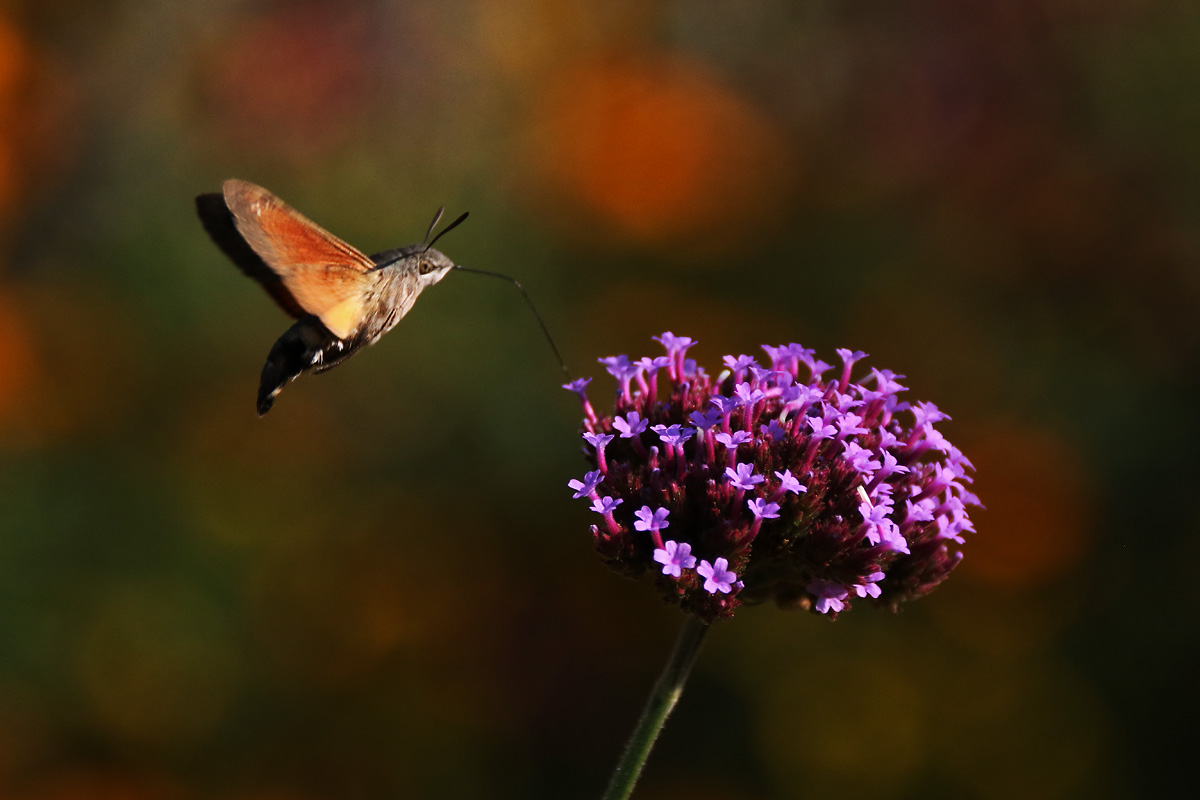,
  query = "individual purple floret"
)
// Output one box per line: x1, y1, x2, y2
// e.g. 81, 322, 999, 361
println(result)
584, 431, 614, 449
563, 377, 592, 395
774, 469, 806, 495
654, 540, 697, 578
652, 424, 695, 448
564, 333, 981, 622
590, 496, 623, 515
733, 382, 765, 407
583, 431, 615, 472
633, 505, 670, 533
562, 377, 596, 425
760, 419, 787, 442
842, 441, 882, 476
808, 579, 849, 614
836, 348, 868, 389
638, 356, 671, 373
613, 411, 649, 439
715, 431, 752, 449
806, 415, 837, 441
637, 356, 671, 399
851, 571, 885, 599
568, 469, 603, 499
748, 498, 781, 519
652, 332, 697, 381
697, 558, 739, 594
710, 395, 740, 417
723, 354, 757, 375
725, 463, 764, 490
